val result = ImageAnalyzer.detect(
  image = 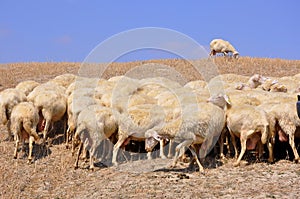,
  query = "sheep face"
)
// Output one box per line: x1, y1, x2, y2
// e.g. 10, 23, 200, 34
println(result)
145, 129, 161, 152
207, 94, 231, 109
145, 137, 158, 152
233, 52, 239, 59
